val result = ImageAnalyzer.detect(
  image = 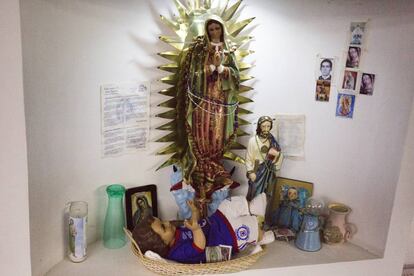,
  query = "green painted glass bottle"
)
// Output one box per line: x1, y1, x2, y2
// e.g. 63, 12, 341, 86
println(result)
103, 184, 127, 249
